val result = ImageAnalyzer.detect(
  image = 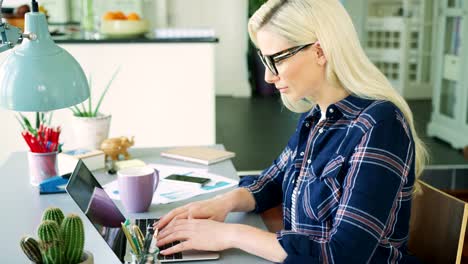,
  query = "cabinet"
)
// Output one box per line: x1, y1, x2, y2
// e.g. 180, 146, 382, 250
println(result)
364, 0, 434, 99
427, 0, 468, 149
